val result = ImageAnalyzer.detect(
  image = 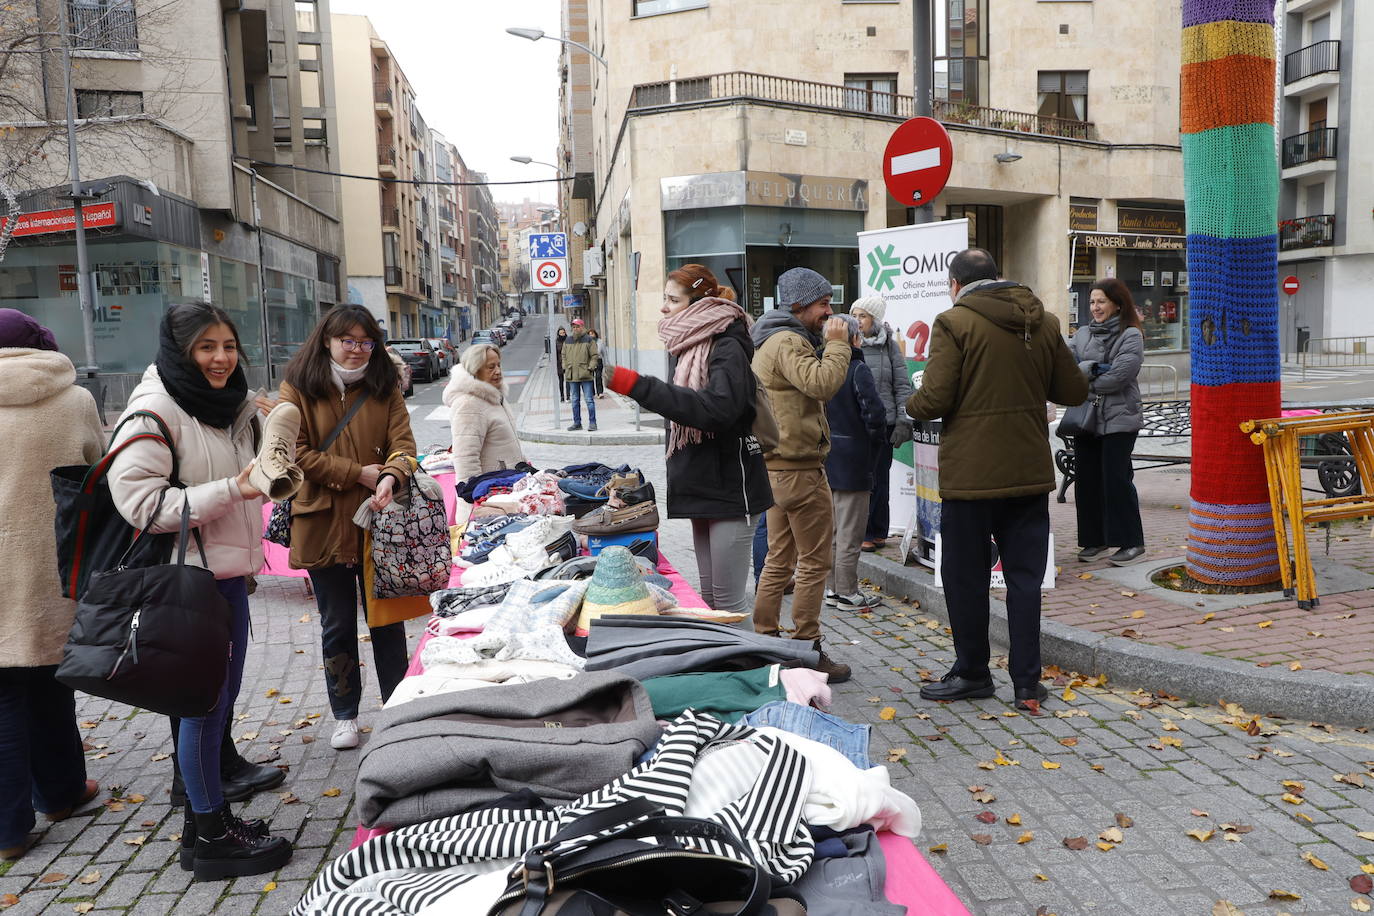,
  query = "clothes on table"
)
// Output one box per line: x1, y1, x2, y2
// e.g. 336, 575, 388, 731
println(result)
642, 665, 787, 723
779, 668, 833, 710
382, 658, 581, 709
429, 582, 512, 617
584, 615, 821, 679
419, 579, 590, 671
795, 827, 908, 916
295, 711, 814, 916
354, 671, 661, 829
743, 701, 869, 769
